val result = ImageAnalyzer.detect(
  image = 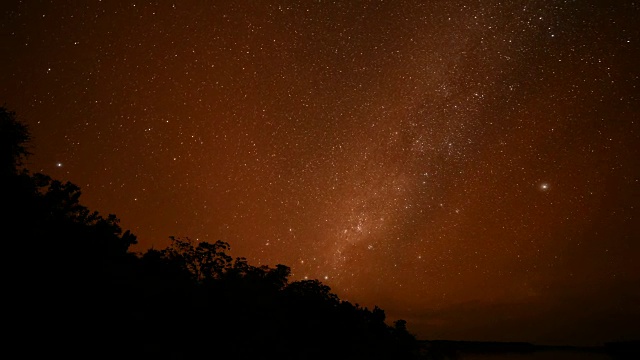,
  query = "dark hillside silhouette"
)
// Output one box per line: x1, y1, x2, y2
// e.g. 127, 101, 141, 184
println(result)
2, 106, 419, 359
